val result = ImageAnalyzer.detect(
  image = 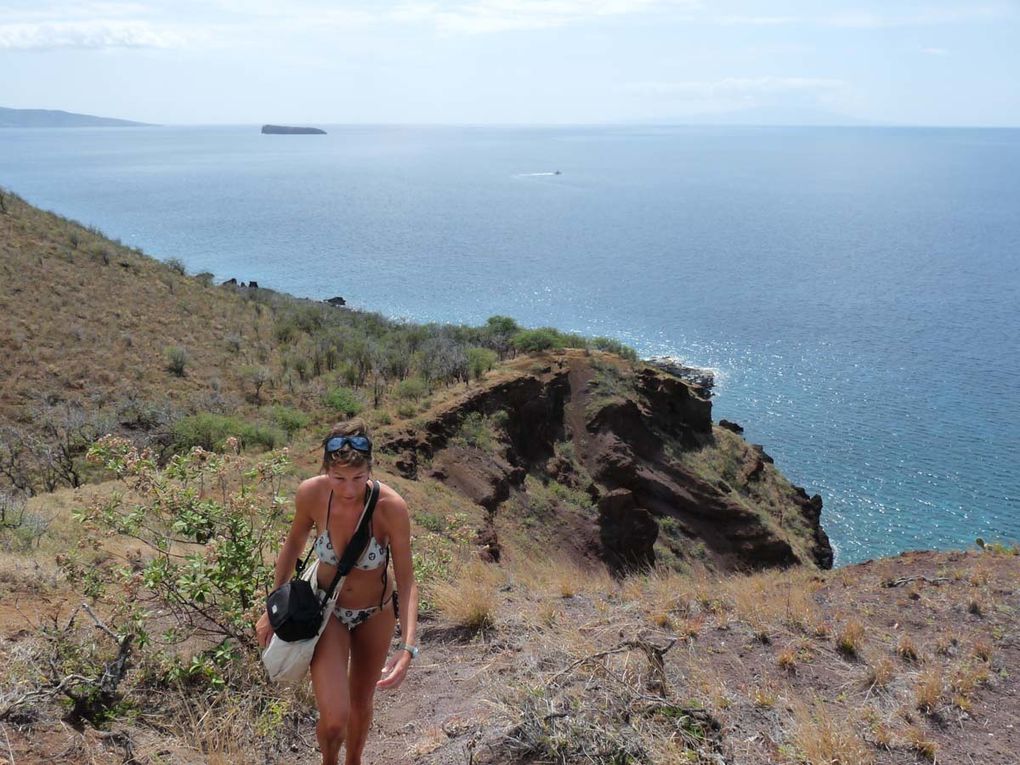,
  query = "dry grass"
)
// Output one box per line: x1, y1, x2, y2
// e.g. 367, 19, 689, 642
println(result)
722, 566, 822, 638
835, 620, 866, 657
787, 700, 874, 765
914, 667, 943, 713
777, 645, 798, 671
972, 639, 993, 662
904, 725, 938, 761
896, 634, 919, 662
866, 657, 895, 689
433, 558, 506, 631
